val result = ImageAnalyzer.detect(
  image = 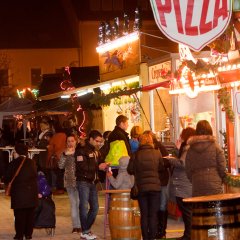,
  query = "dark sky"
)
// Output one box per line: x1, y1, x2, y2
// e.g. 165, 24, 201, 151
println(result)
0, 0, 157, 49
0, 1, 77, 48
